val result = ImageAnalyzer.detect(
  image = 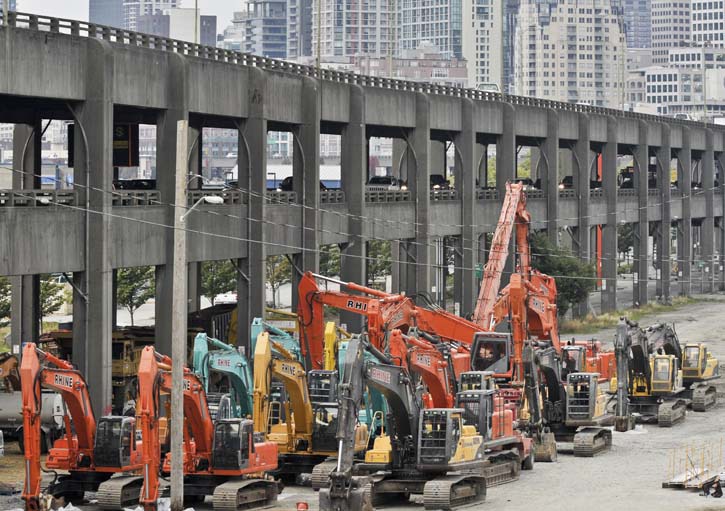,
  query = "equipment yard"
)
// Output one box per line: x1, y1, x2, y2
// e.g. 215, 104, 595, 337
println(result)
2, 295, 724, 511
